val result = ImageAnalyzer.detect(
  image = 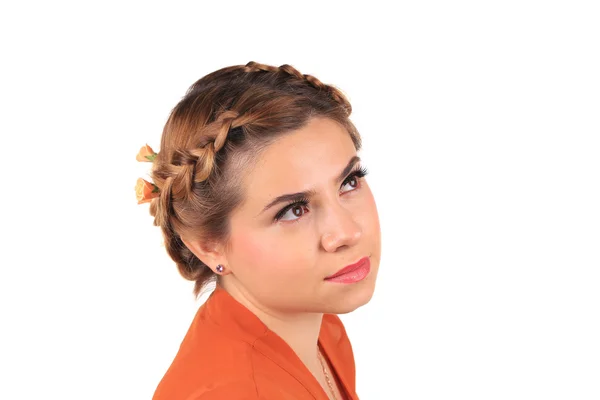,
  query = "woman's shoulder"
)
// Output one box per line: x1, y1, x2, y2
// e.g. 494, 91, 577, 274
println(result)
153, 330, 258, 399
152, 303, 259, 399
